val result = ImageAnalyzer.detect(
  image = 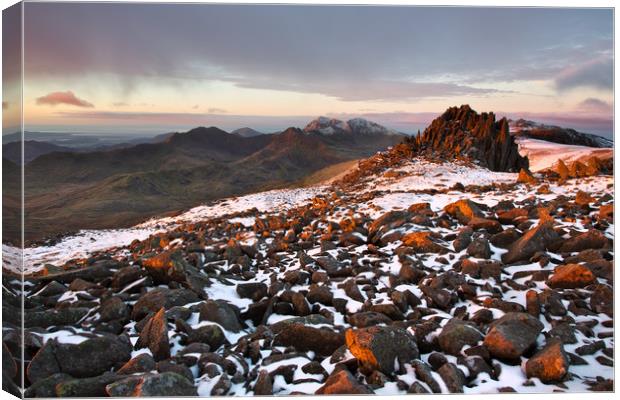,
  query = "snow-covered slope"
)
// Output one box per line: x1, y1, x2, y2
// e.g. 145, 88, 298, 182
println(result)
6, 187, 326, 273
6, 138, 611, 273
517, 138, 613, 172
